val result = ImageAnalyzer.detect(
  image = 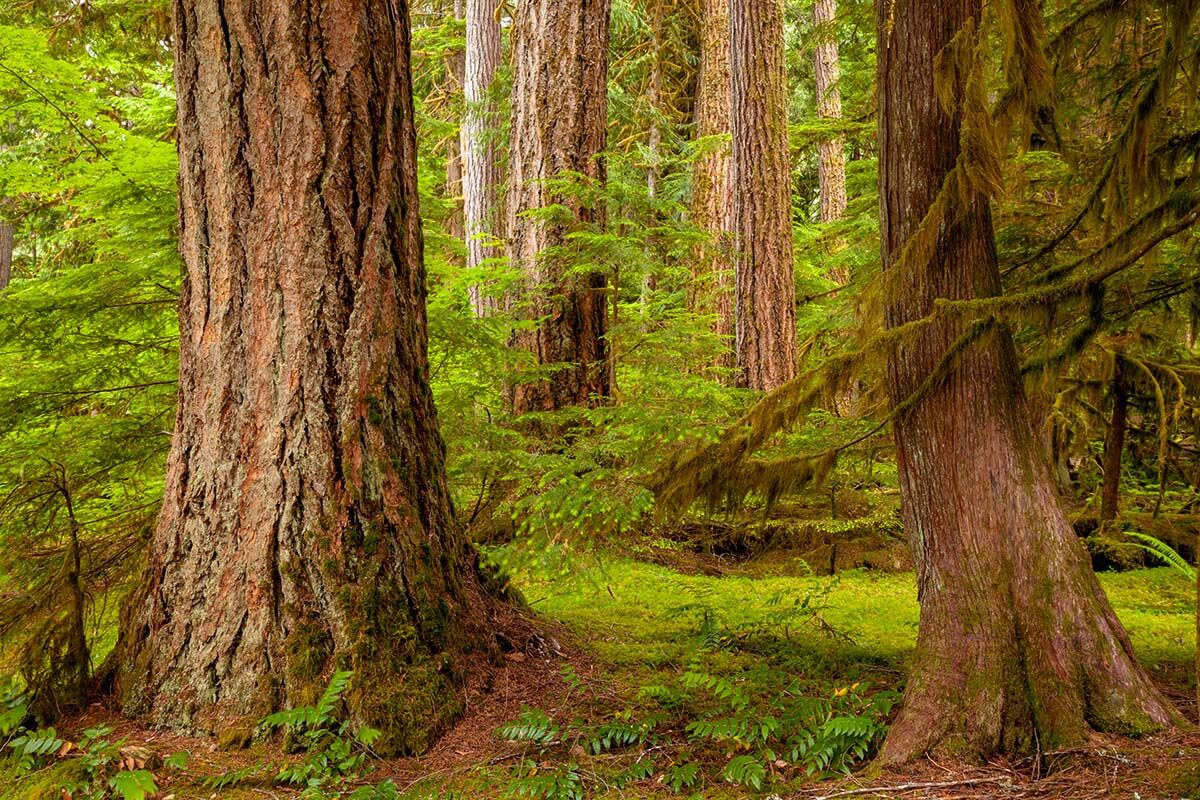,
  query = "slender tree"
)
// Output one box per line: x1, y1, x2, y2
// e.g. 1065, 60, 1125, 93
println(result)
877, 0, 1178, 762
0, 221, 12, 290
812, 0, 847, 228
689, 0, 735, 367
1100, 354, 1129, 525
446, 0, 466, 244
507, 0, 612, 413
730, 0, 797, 390
462, 0, 505, 316
117, 0, 497, 756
